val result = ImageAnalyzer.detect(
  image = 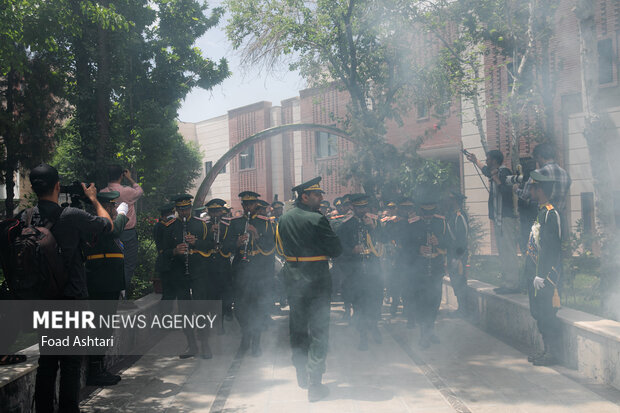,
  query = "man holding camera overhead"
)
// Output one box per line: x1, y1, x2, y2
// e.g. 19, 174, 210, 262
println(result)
101, 164, 144, 299
466, 150, 520, 295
